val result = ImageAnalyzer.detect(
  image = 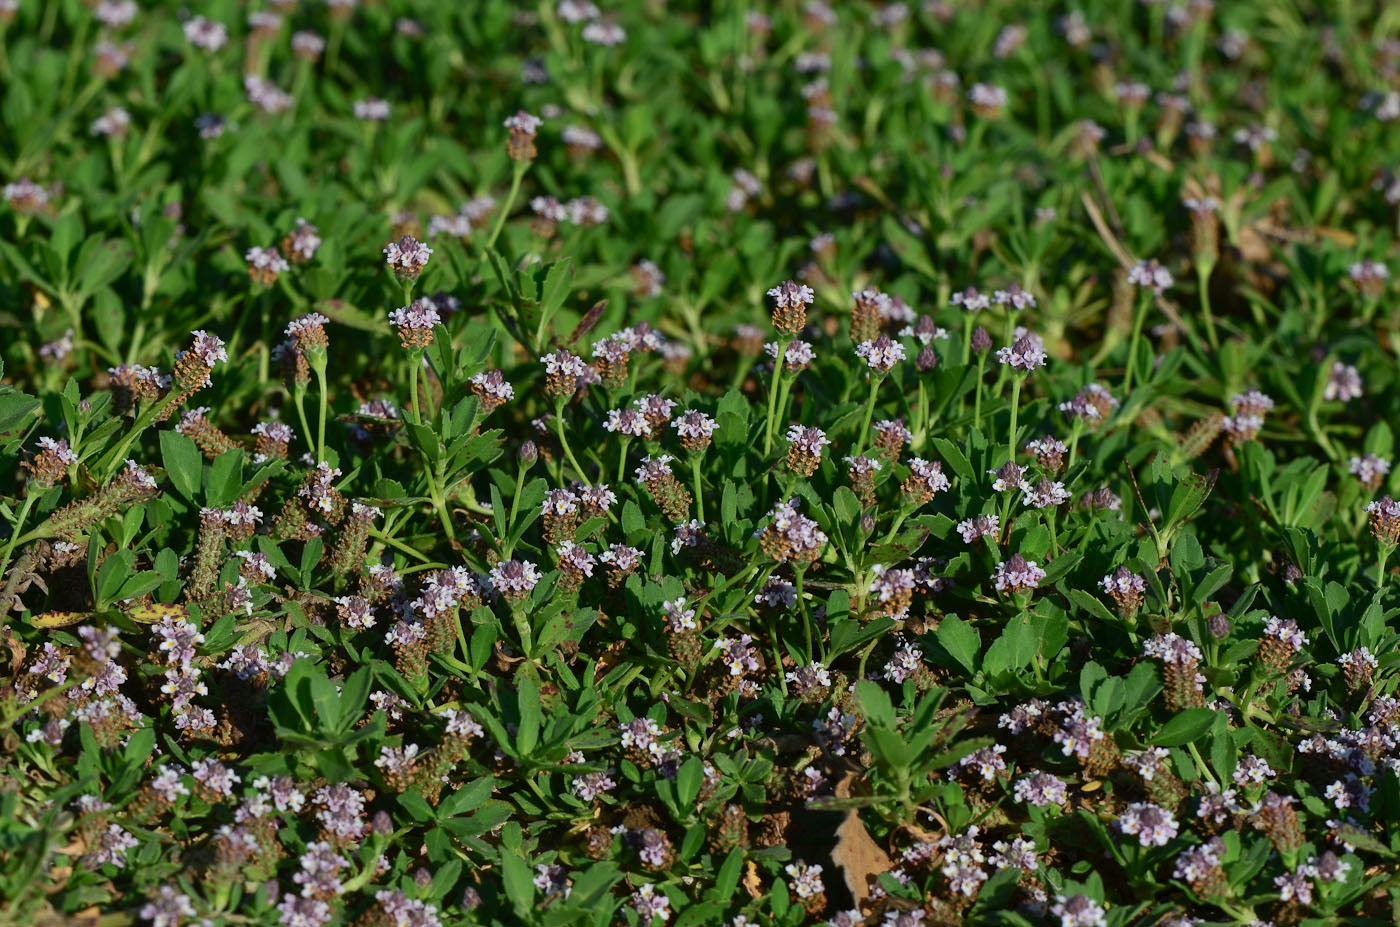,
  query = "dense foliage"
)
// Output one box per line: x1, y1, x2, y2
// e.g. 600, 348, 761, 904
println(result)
5, 1, 1400, 926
